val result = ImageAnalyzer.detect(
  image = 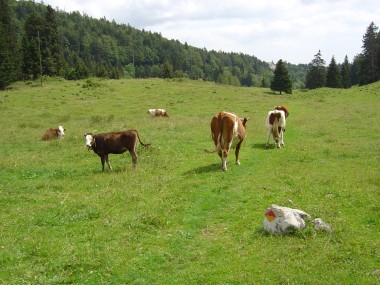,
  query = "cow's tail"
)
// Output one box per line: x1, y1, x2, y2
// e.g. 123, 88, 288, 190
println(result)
134, 130, 151, 148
